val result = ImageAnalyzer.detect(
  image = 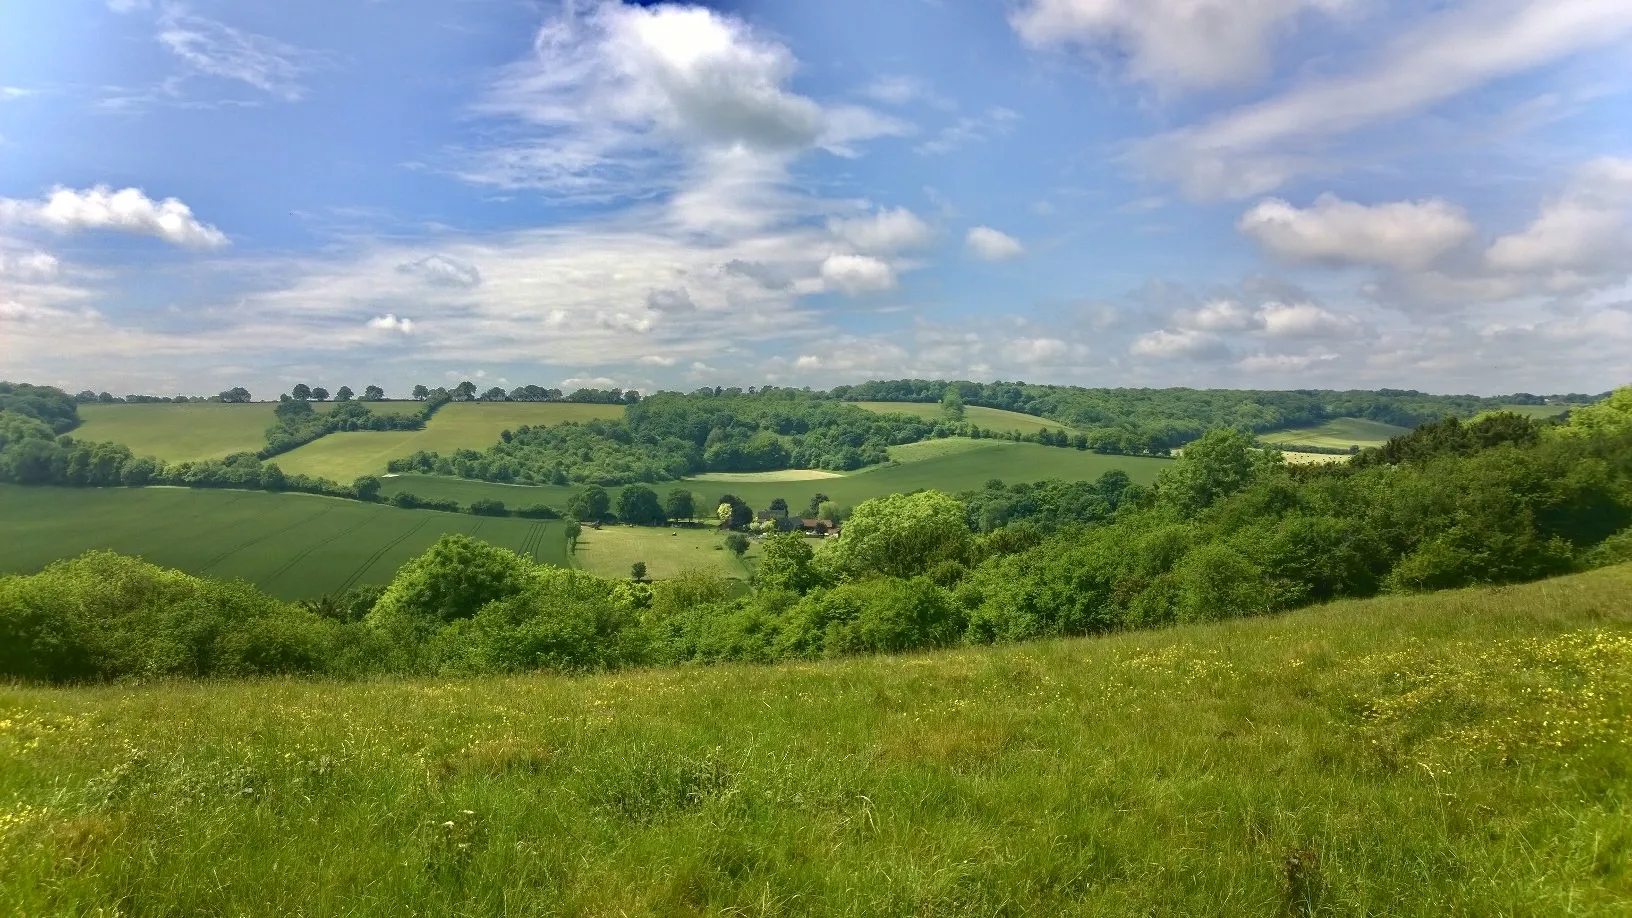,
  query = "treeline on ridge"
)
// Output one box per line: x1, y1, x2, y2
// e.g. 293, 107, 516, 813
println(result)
6, 388, 1630, 684
834, 379, 1607, 453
